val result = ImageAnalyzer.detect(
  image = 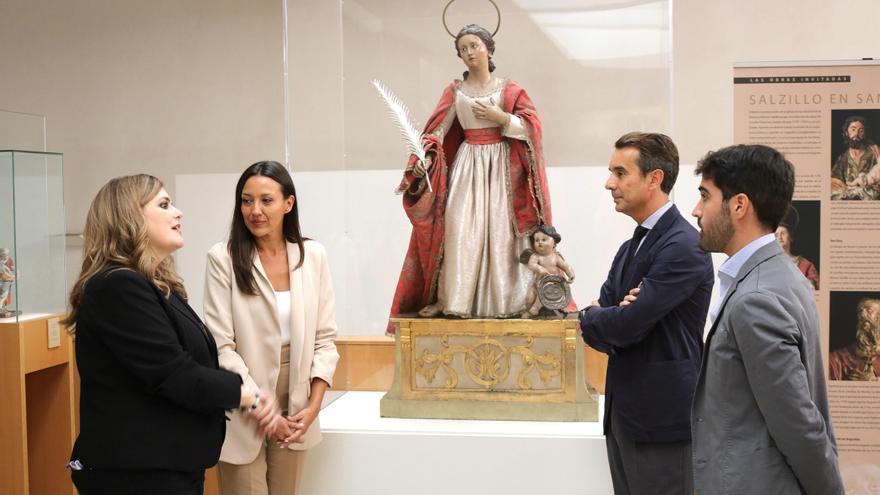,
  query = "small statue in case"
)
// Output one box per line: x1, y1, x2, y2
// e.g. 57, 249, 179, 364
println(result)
0, 247, 19, 318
